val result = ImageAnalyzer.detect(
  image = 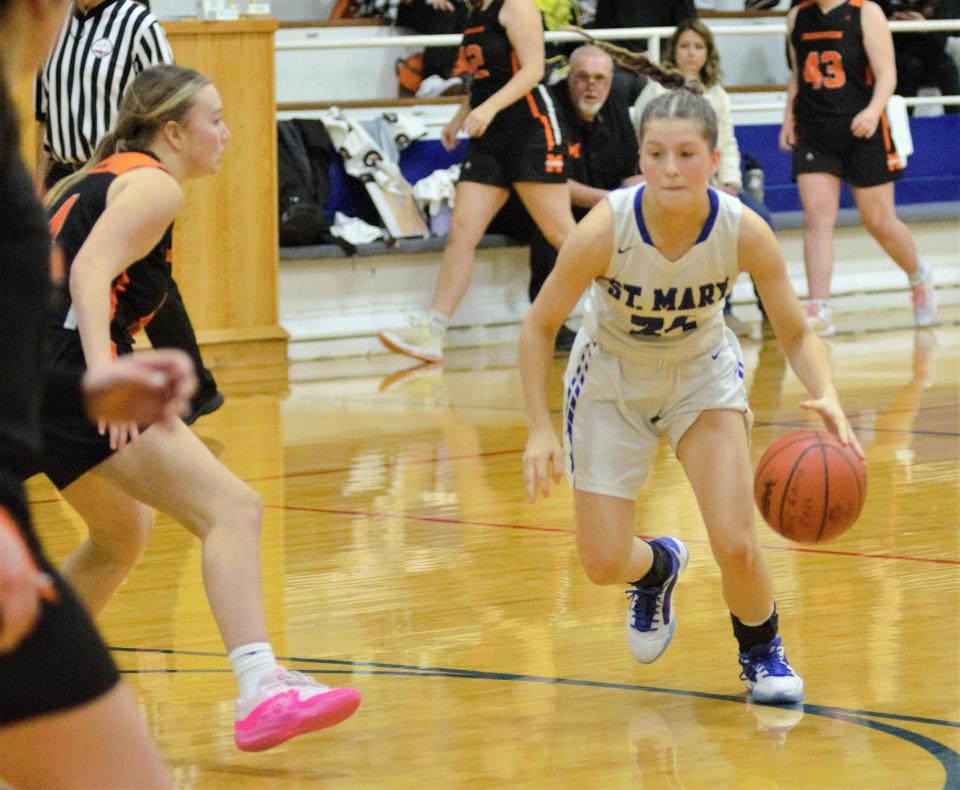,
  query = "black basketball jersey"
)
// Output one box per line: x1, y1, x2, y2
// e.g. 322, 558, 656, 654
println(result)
48, 150, 173, 353
791, 0, 874, 126
457, 0, 551, 121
